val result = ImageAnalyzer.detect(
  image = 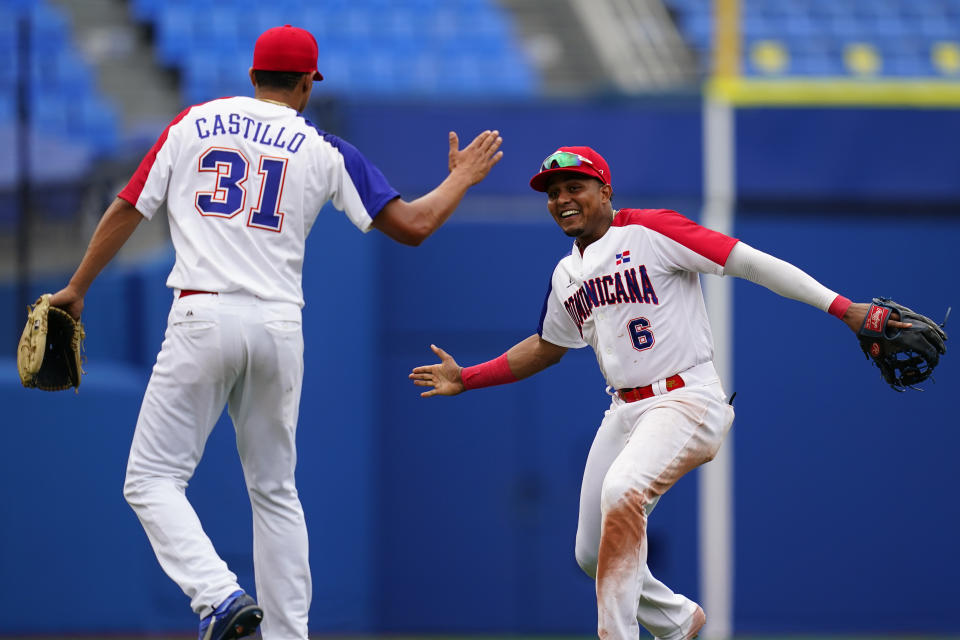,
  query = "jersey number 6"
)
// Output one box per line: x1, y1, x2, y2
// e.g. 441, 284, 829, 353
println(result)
194, 146, 288, 233
628, 317, 655, 351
